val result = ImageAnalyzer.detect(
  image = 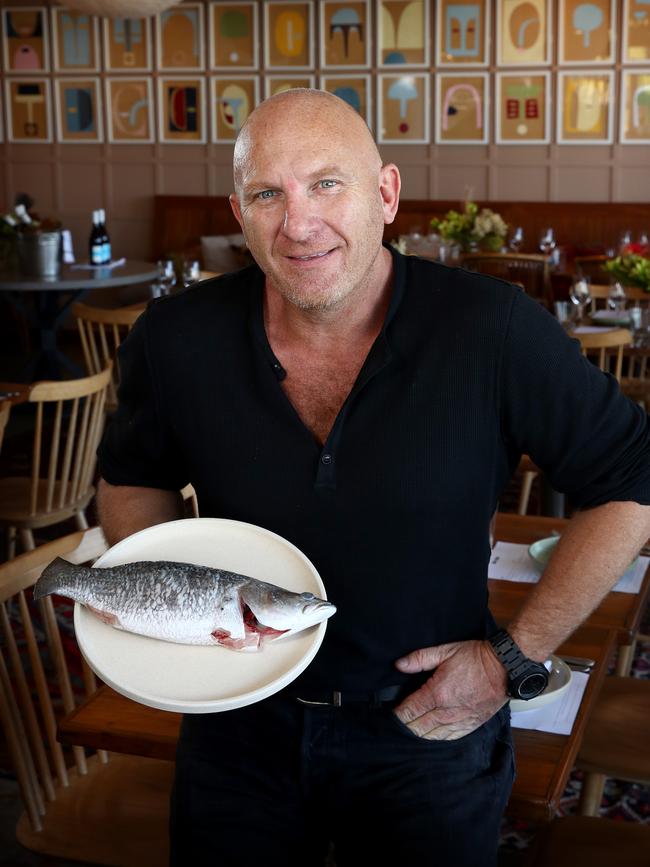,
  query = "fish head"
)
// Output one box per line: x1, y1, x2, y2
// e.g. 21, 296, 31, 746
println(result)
239, 582, 336, 641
